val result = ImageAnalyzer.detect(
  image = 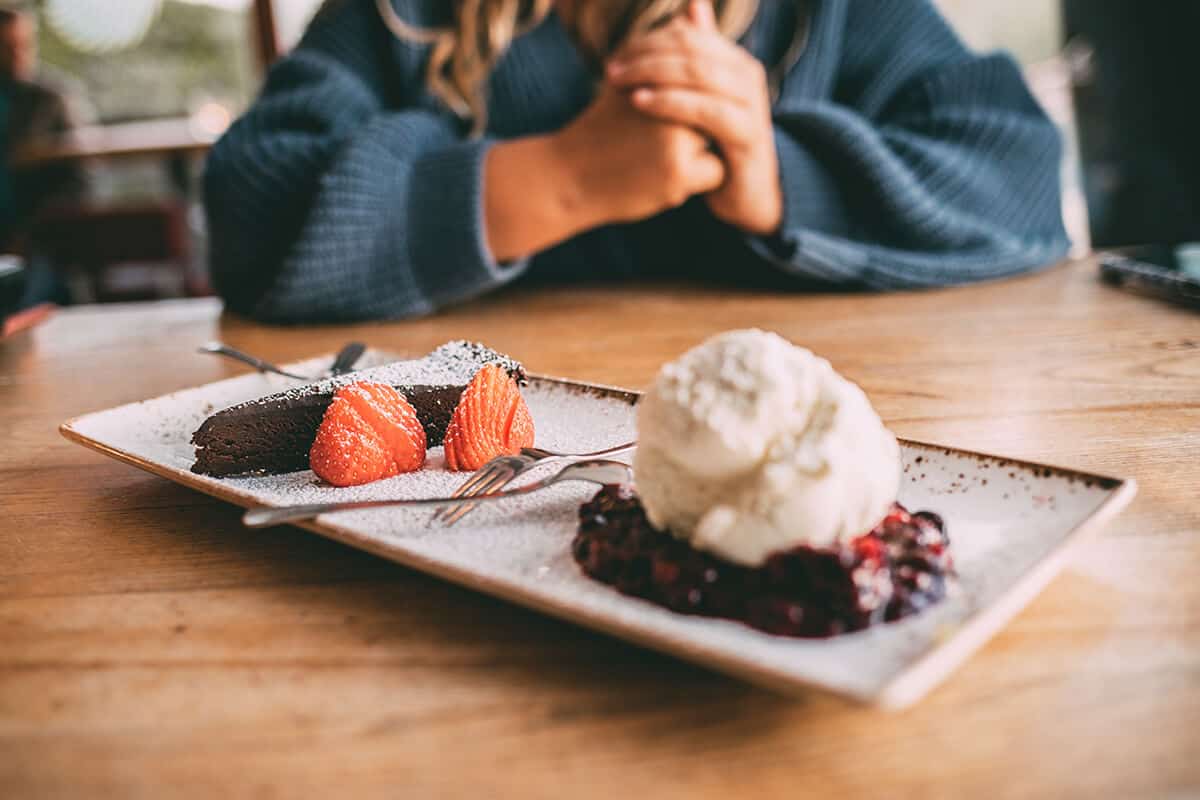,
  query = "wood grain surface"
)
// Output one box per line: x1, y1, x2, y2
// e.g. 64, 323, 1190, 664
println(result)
2, 258, 1198, 798
11, 117, 215, 167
